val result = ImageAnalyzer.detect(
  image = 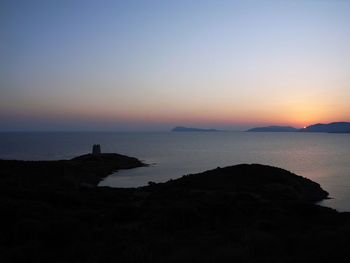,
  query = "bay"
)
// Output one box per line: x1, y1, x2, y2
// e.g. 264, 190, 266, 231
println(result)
1, 131, 349, 211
